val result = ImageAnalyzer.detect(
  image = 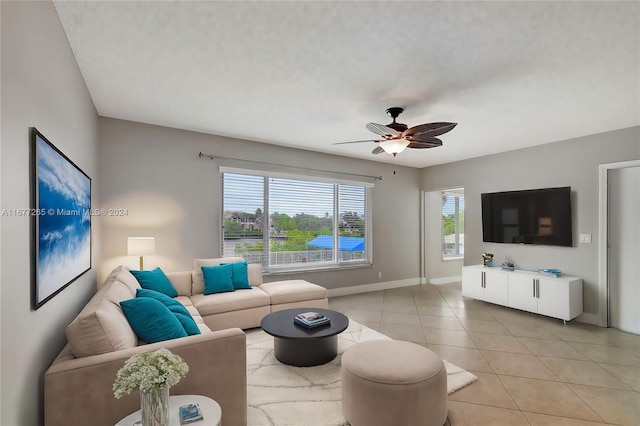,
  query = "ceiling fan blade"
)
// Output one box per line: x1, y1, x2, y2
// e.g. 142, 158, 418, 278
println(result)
333, 139, 380, 145
371, 146, 385, 155
402, 122, 457, 139
366, 122, 401, 138
407, 138, 443, 149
